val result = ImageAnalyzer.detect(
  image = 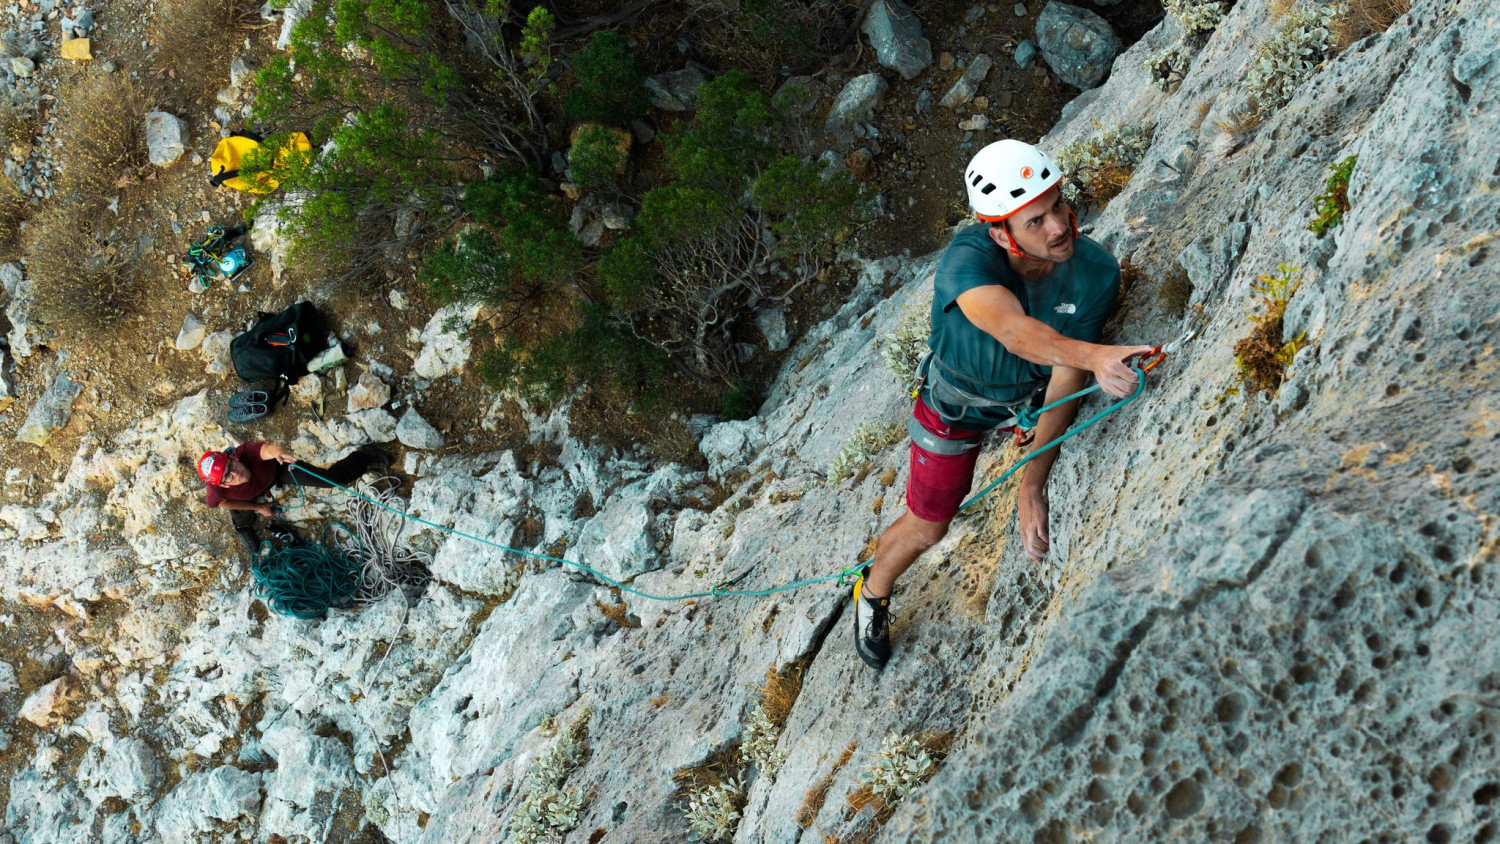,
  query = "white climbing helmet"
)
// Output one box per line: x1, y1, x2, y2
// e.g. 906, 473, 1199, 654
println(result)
964, 139, 1064, 222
